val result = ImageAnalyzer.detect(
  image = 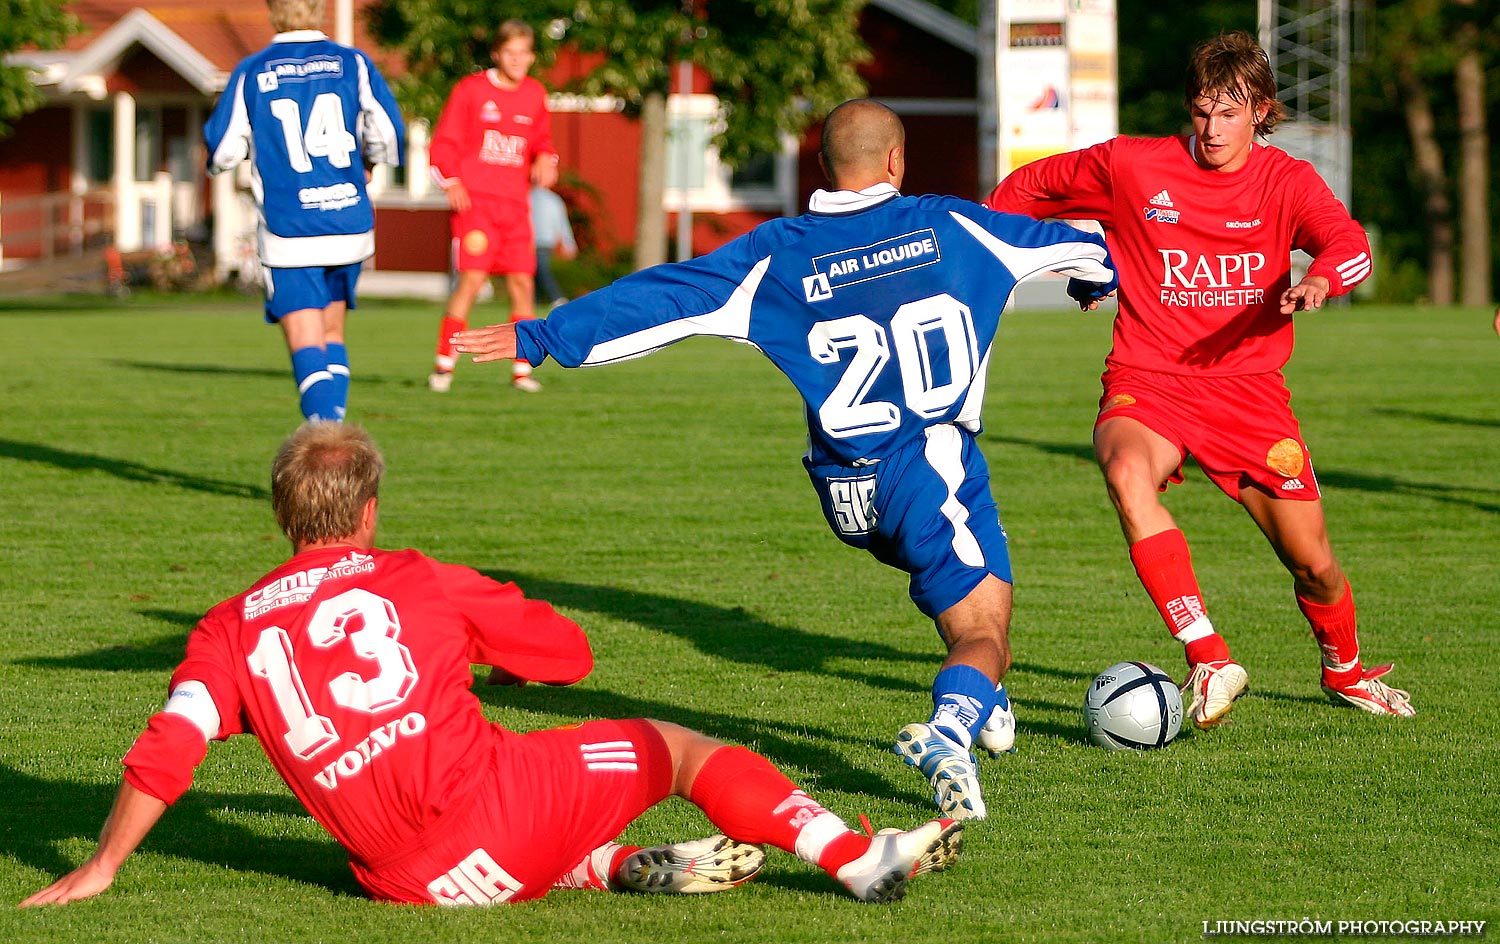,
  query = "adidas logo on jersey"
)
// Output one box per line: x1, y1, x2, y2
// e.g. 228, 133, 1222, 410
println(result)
1149, 190, 1174, 207
1281, 478, 1306, 491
